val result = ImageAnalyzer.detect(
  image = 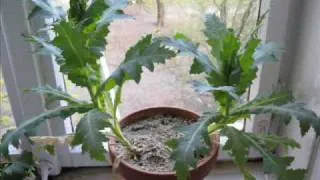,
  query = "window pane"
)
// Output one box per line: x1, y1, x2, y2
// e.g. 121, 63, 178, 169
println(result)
0, 68, 16, 138
58, 0, 260, 131
106, 1, 260, 129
